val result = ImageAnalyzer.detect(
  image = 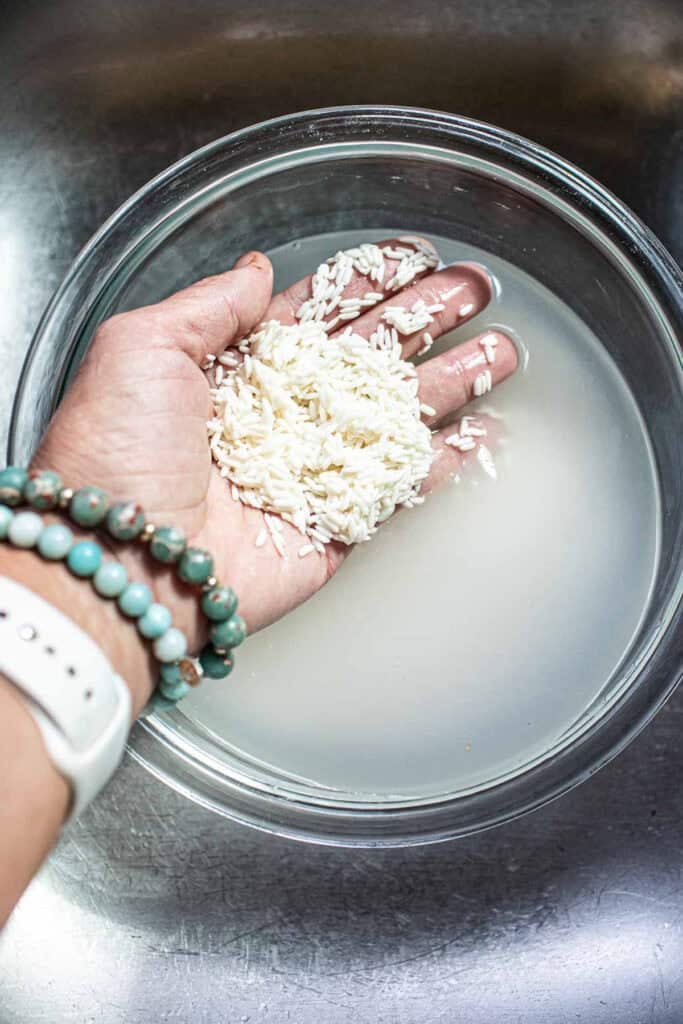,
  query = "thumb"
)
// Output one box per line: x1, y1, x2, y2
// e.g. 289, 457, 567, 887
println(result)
128, 251, 274, 364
